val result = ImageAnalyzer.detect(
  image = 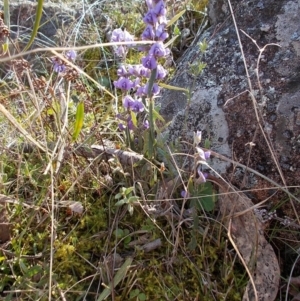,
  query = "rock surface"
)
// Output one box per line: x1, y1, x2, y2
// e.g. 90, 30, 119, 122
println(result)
159, 0, 300, 188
